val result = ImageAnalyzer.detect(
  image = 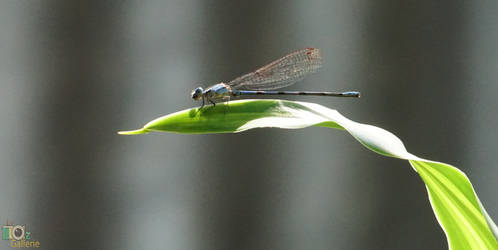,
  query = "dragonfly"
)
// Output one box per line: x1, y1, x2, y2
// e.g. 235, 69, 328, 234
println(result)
191, 48, 360, 108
